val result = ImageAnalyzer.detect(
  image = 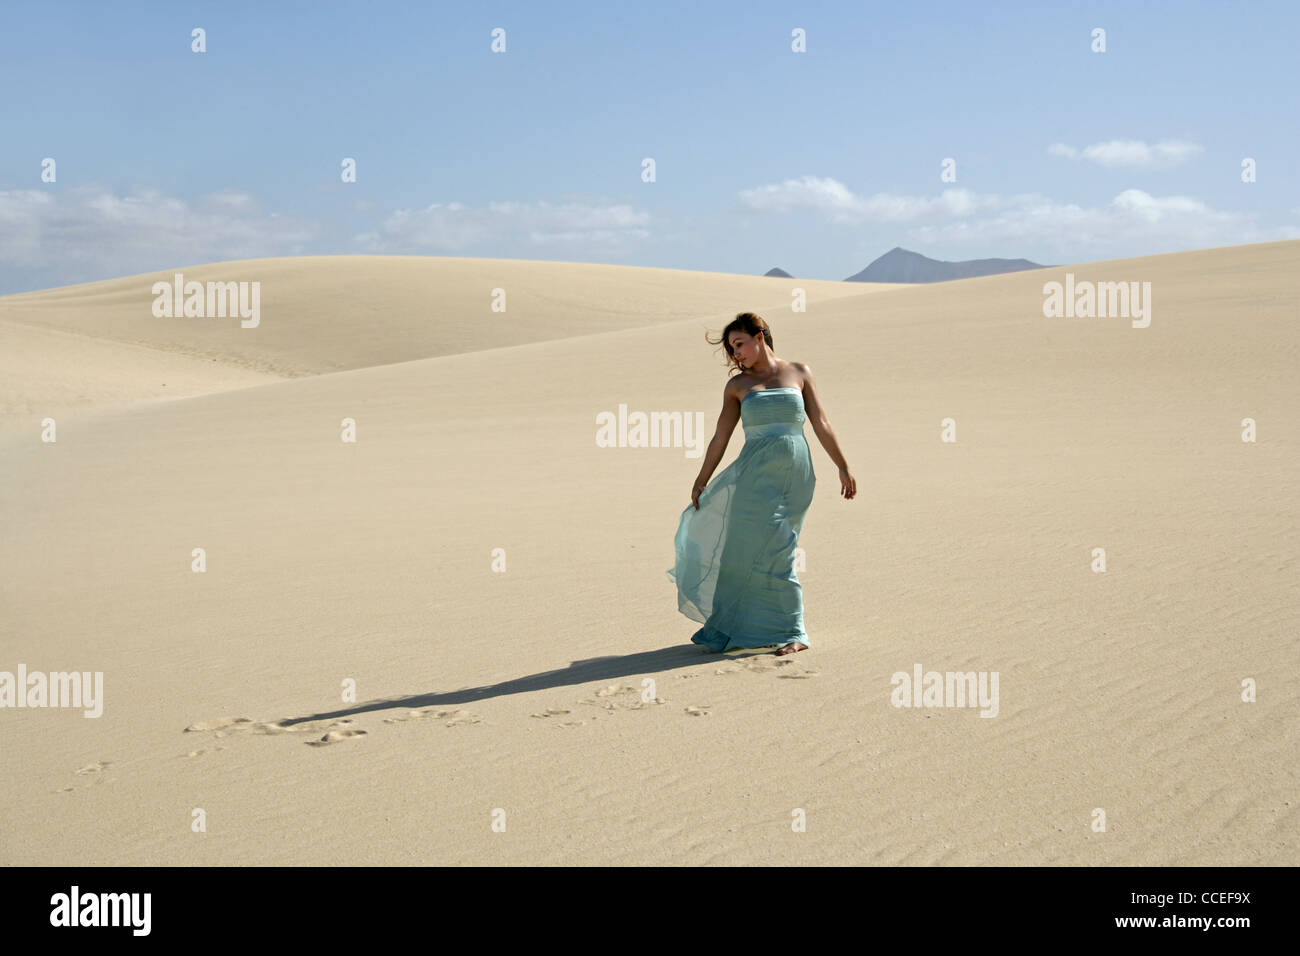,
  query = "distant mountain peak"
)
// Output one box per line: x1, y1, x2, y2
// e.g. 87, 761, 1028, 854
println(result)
846, 247, 1048, 283
764, 267, 793, 278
